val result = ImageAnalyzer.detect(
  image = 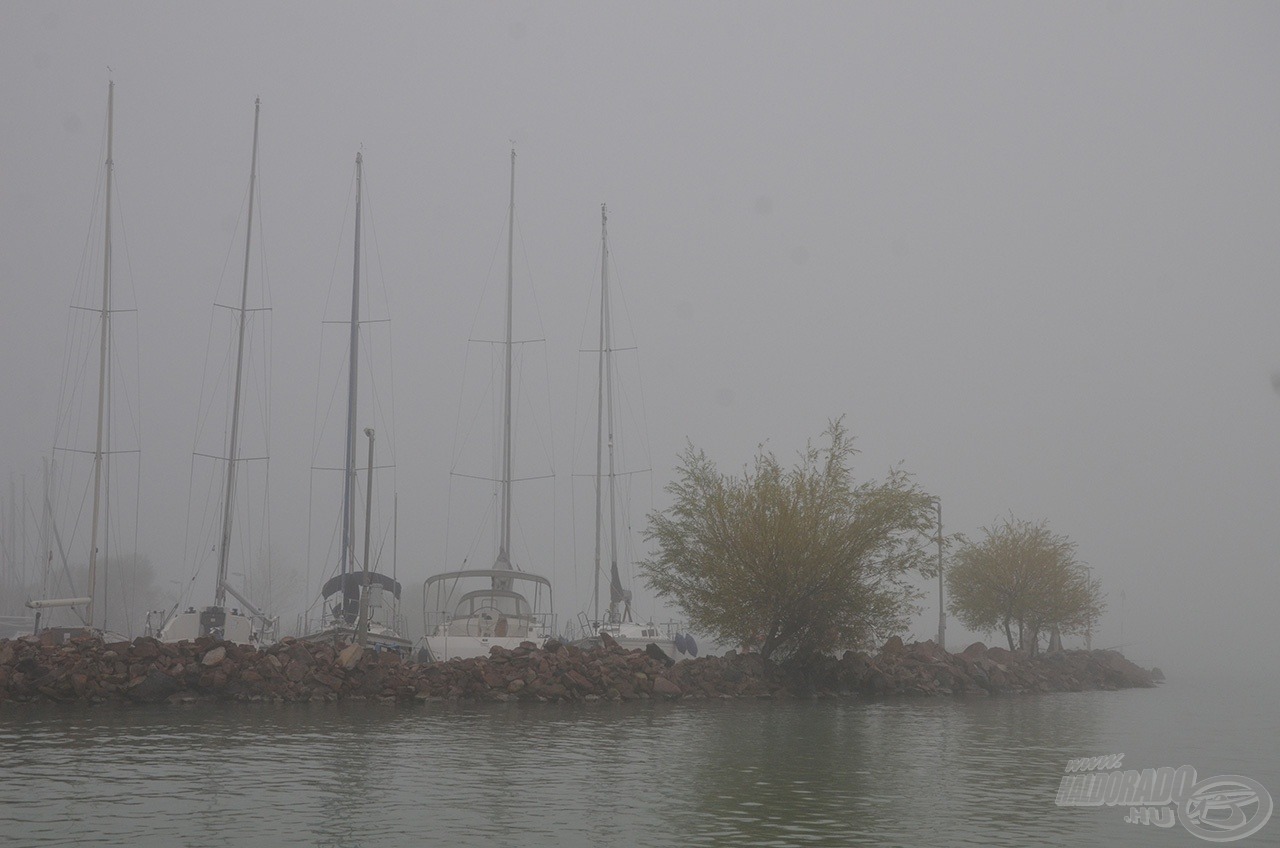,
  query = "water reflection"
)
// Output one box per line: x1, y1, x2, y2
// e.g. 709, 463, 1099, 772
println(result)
0, 685, 1251, 848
